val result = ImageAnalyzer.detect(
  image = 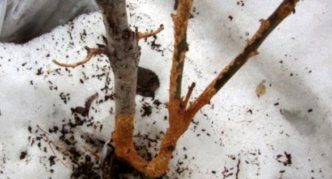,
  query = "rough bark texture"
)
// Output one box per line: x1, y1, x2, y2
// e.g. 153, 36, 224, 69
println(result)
96, 0, 140, 179
96, 0, 140, 177
95, 0, 195, 177
96, 0, 139, 115
96, 0, 299, 178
